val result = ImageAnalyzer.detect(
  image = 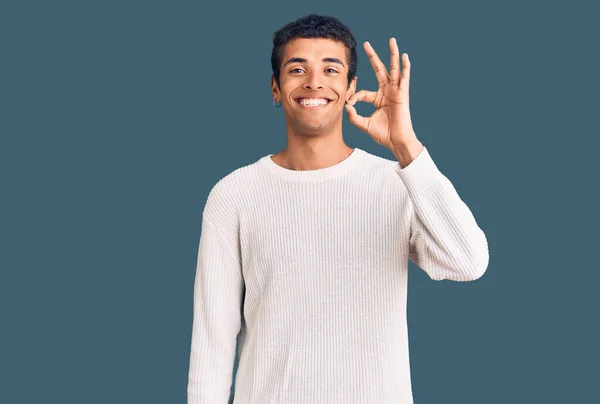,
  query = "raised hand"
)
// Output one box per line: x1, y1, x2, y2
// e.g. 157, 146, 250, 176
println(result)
346, 38, 421, 156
